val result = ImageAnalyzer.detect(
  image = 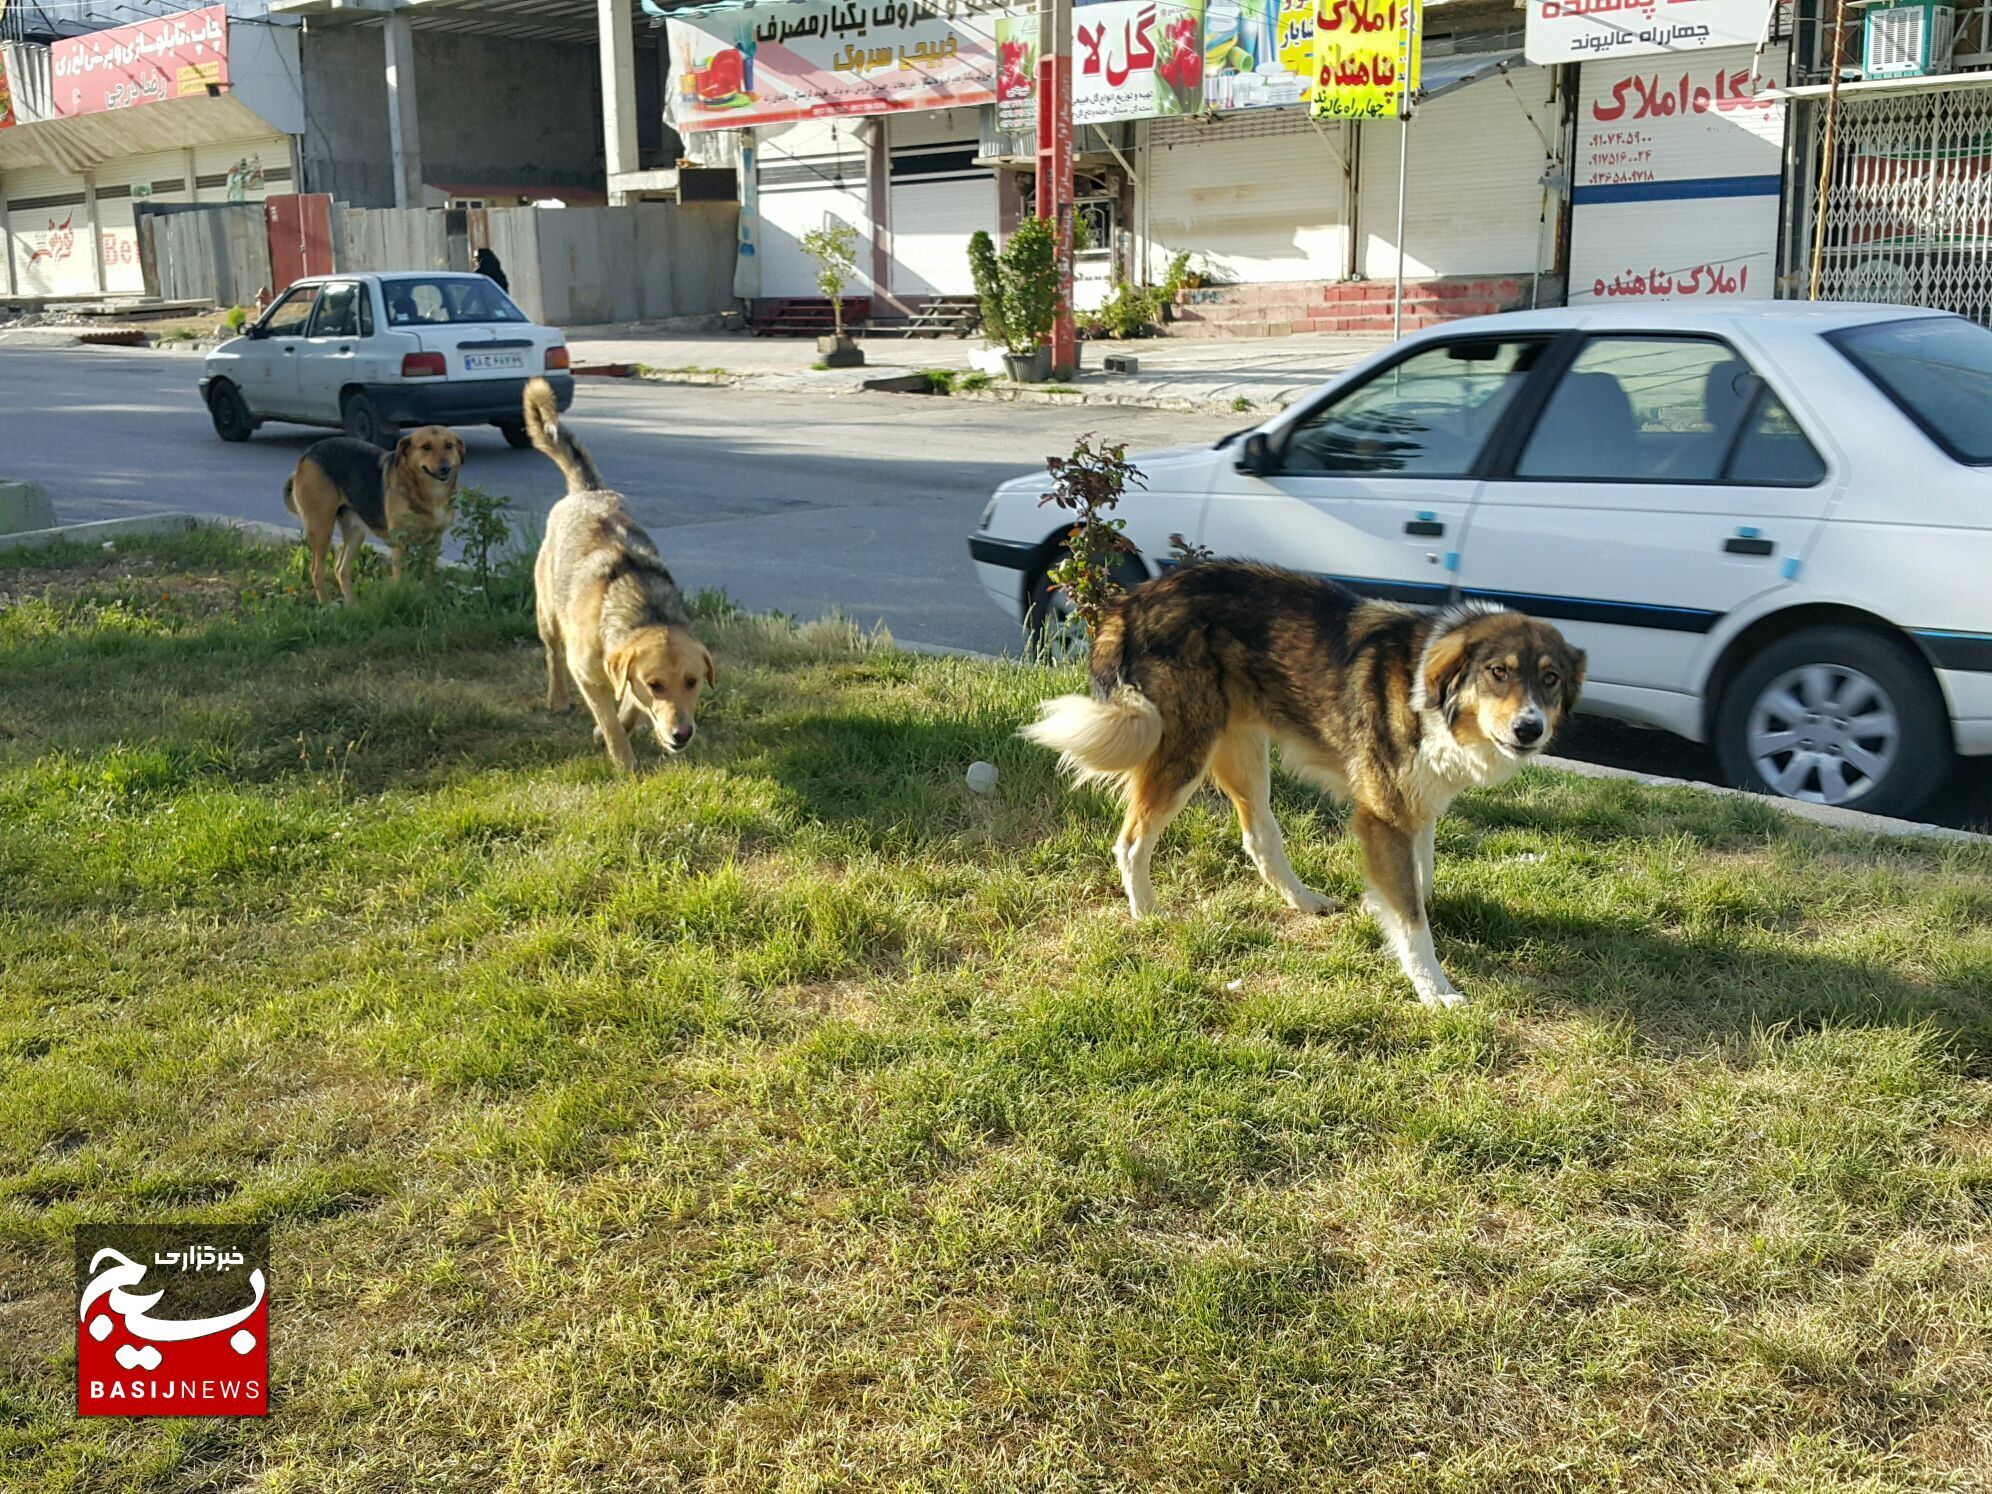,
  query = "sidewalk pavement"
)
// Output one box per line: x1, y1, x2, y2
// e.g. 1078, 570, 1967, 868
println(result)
562, 325, 1390, 413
